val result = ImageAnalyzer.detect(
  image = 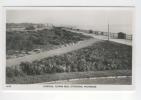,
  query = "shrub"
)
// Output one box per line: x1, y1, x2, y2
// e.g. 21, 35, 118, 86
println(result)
52, 65, 65, 73
6, 66, 25, 77
25, 25, 35, 30
89, 30, 93, 33
7, 27, 91, 55
20, 62, 33, 75
6, 41, 132, 77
